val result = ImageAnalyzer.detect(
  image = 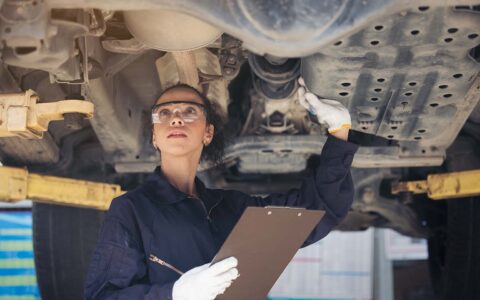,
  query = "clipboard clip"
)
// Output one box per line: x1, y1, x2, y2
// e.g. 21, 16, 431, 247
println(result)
264, 206, 306, 210
264, 206, 306, 216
